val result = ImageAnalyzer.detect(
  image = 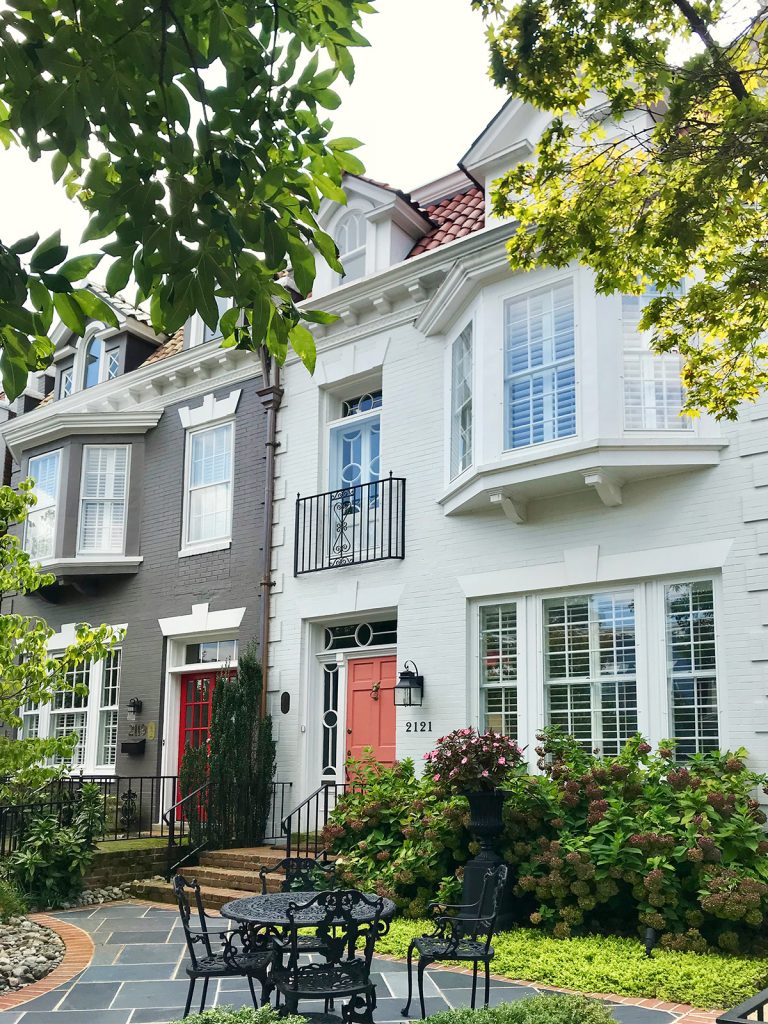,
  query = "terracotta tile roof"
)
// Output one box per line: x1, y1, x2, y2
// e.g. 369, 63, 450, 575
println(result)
408, 186, 485, 257
143, 326, 185, 365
